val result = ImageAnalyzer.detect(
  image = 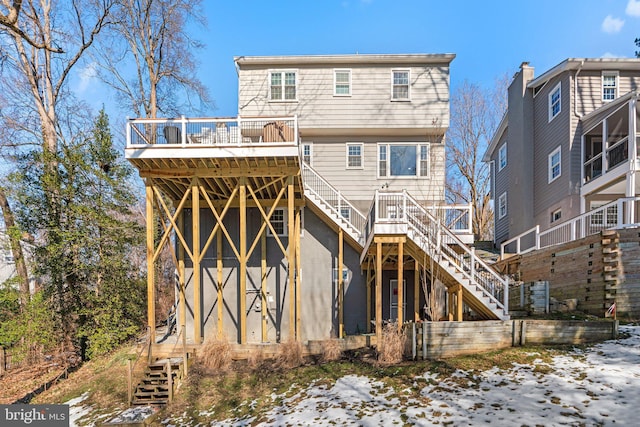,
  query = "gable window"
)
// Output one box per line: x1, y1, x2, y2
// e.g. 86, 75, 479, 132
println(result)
498, 142, 507, 171
548, 146, 561, 183
391, 70, 410, 100
268, 208, 287, 236
378, 143, 429, 177
498, 192, 507, 219
270, 71, 297, 101
548, 82, 561, 122
302, 143, 313, 165
334, 69, 351, 96
346, 143, 363, 169
551, 209, 562, 223
602, 72, 618, 101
